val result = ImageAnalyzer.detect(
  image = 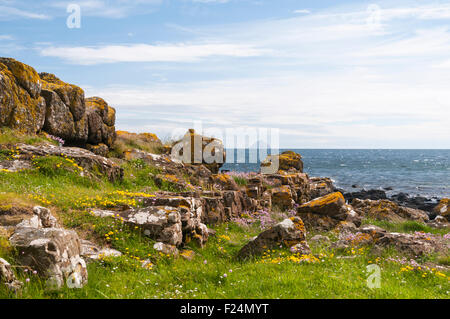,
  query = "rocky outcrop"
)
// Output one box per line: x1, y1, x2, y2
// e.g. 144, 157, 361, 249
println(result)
238, 217, 307, 259
351, 198, 429, 223
0, 58, 46, 133
15, 143, 123, 182
0, 58, 116, 152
